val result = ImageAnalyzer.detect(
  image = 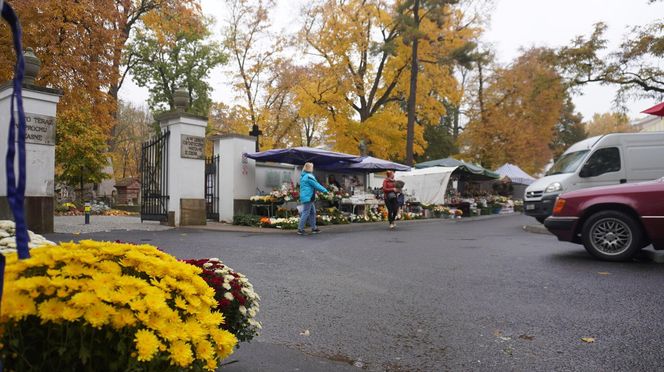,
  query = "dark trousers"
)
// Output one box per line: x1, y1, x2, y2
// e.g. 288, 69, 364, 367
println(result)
386, 197, 399, 223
